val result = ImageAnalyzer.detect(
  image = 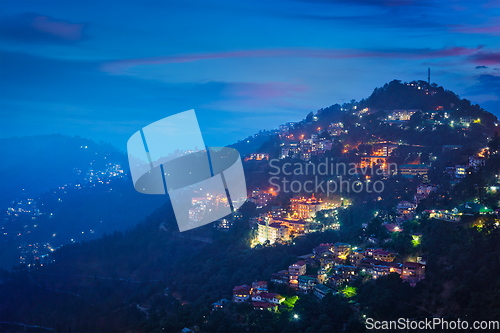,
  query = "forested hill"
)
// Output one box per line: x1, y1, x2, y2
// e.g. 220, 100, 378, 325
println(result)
246, 79, 497, 159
